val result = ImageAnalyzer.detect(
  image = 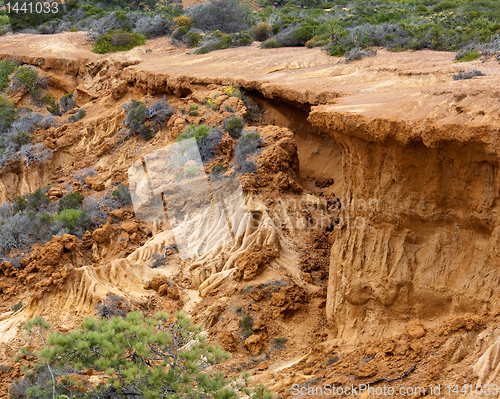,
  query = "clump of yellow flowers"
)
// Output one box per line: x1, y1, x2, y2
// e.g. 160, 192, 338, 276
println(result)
205, 96, 219, 110
222, 86, 243, 98
205, 85, 243, 110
